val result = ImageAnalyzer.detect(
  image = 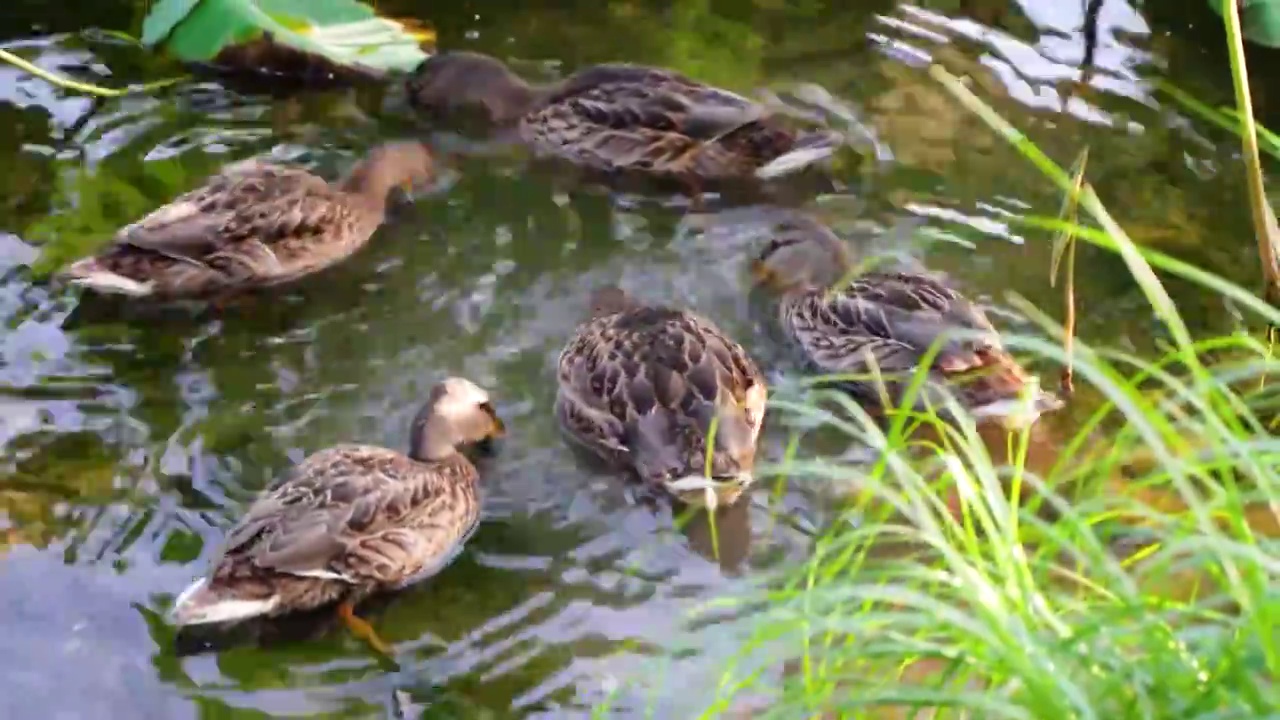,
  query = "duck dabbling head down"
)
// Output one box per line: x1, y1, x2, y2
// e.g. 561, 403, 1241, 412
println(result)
556, 286, 768, 510
337, 141, 437, 212
406, 51, 546, 126
58, 141, 436, 302
406, 51, 845, 187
